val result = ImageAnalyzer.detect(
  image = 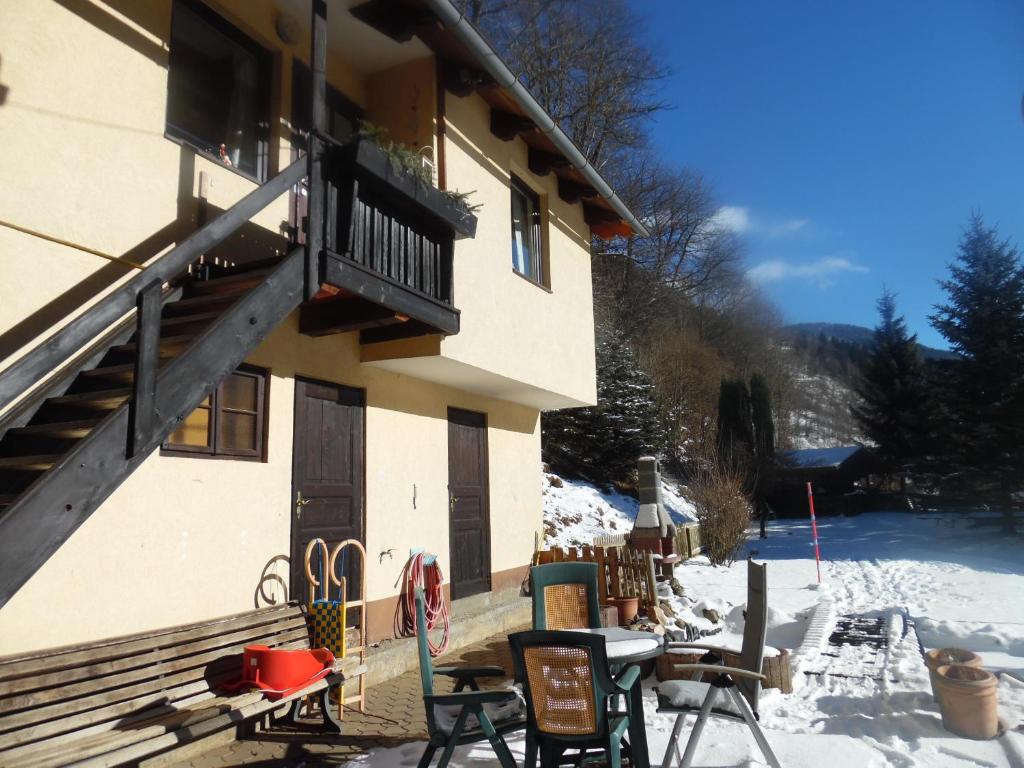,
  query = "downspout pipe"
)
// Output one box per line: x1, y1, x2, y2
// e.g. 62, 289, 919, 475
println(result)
422, 0, 650, 238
